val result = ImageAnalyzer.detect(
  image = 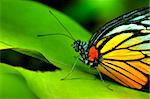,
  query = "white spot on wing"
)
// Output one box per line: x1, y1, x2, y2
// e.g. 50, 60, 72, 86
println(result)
141, 20, 150, 25
147, 27, 150, 29
105, 24, 146, 37
130, 15, 145, 21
